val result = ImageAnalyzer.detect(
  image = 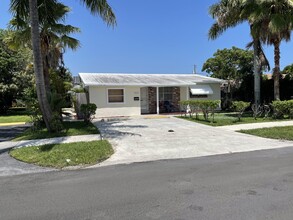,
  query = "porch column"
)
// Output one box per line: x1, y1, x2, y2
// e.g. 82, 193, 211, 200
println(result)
156, 87, 159, 114
186, 86, 189, 100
